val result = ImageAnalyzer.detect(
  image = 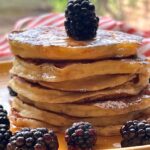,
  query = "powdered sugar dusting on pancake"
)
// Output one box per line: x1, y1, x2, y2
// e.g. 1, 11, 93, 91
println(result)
9, 26, 143, 48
